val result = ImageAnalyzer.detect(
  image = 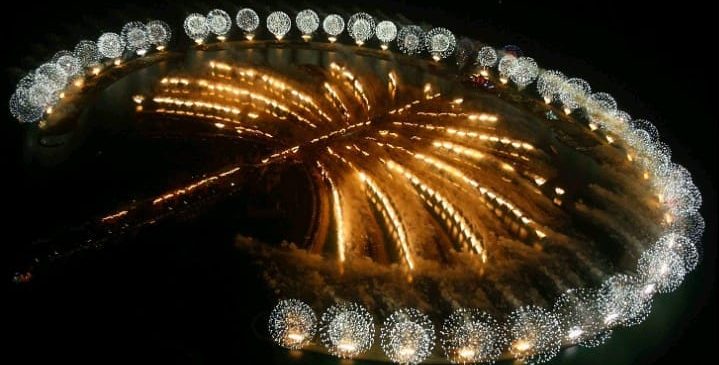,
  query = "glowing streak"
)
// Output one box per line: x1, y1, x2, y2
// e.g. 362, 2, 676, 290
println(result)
323, 82, 351, 121
327, 174, 346, 263
146, 108, 274, 138
101, 210, 128, 222
358, 171, 414, 270
330, 63, 371, 112
388, 71, 397, 99
160, 78, 319, 128
392, 122, 535, 151
262, 121, 371, 164
409, 152, 540, 237
385, 160, 484, 257
210, 62, 332, 122
414, 111, 498, 123
152, 167, 240, 205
